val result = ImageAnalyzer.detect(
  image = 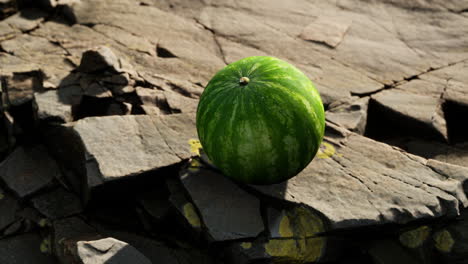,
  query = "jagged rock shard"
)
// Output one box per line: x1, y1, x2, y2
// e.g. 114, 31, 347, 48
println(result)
76, 237, 152, 264
178, 163, 264, 242
53, 216, 100, 263
252, 122, 468, 231
0, 233, 59, 264
77, 46, 120, 73
0, 145, 59, 197
68, 113, 197, 187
